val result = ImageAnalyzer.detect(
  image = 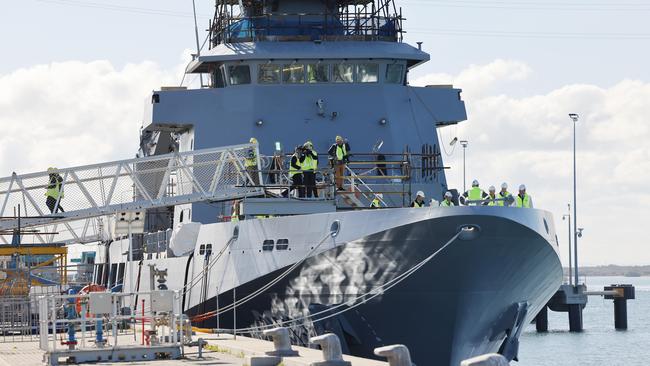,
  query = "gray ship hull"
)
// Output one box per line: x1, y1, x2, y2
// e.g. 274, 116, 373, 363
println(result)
185, 207, 562, 365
